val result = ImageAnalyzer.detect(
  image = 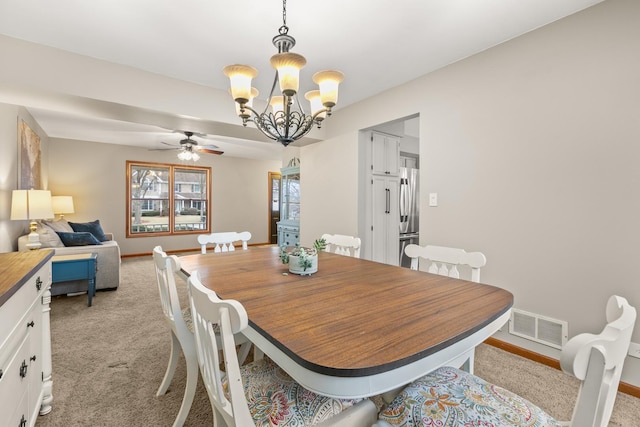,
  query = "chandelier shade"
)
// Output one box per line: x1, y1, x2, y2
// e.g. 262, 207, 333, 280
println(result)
235, 87, 259, 120
223, 64, 258, 104
223, 0, 344, 146
270, 52, 306, 96
304, 90, 326, 121
312, 70, 345, 108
